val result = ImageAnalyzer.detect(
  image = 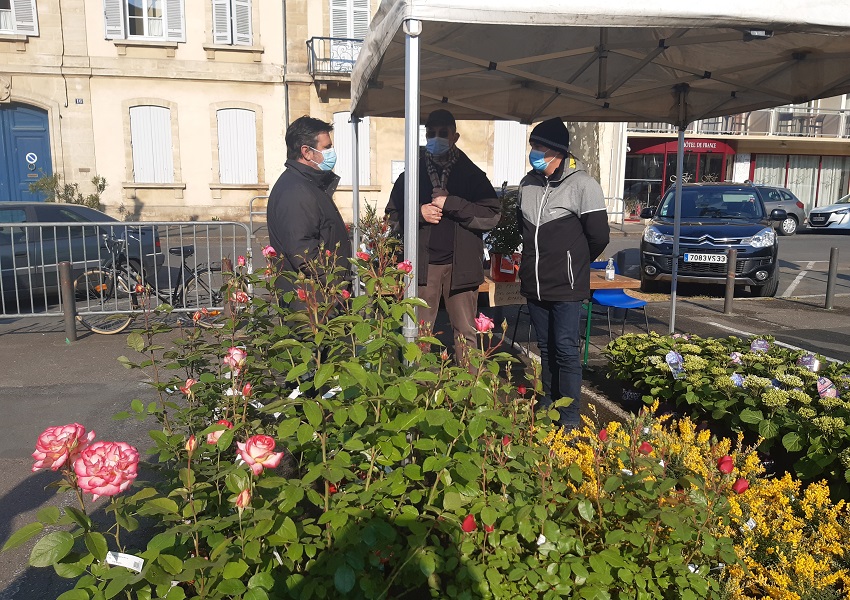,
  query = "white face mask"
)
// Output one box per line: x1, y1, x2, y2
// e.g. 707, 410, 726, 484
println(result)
308, 146, 337, 171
